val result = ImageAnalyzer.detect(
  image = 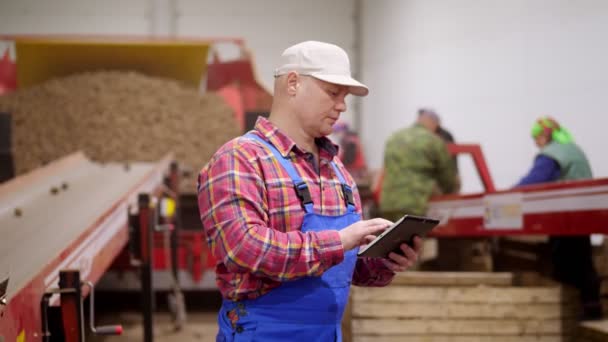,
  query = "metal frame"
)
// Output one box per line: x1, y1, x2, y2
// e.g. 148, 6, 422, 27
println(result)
0, 154, 173, 340
429, 145, 608, 237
